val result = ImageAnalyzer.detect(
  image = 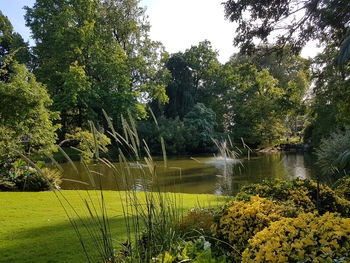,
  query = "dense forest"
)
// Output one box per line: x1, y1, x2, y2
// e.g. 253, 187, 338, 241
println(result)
1, 0, 350, 162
